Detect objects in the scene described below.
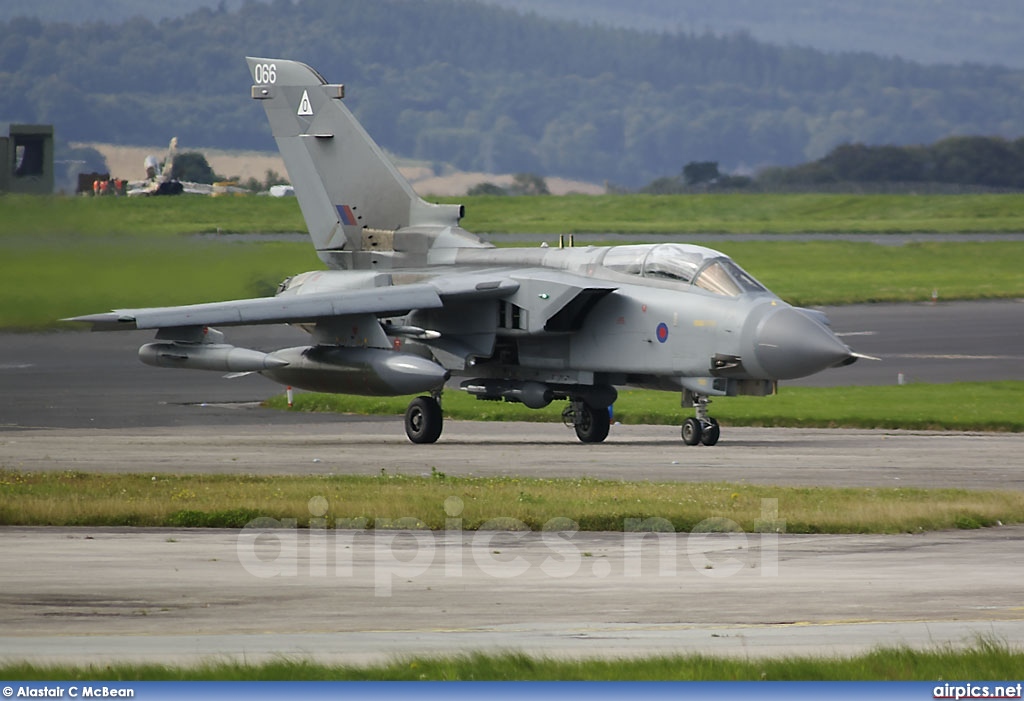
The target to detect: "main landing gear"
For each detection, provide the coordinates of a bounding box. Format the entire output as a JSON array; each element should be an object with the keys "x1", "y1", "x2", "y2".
[
  {"x1": 681, "y1": 394, "x2": 720, "y2": 446},
  {"x1": 562, "y1": 400, "x2": 611, "y2": 443},
  {"x1": 405, "y1": 392, "x2": 443, "y2": 444},
  {"x1": 403, "y1": 388, "x2": 718, "y2": 446}
]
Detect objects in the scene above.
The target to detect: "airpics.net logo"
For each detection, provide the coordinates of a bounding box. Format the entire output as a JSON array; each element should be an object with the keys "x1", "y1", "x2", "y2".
[{"x1": 235, "y1": 497, "x2": 785, "y2": 596}]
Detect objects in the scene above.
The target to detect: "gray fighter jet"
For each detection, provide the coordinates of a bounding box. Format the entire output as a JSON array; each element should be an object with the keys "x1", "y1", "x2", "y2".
[{"x1": 68, "y1": 56, "x2": 867, "y2": 445}]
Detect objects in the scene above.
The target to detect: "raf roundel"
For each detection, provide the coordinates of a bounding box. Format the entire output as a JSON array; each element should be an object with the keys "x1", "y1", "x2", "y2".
[{"x1": 656, "y1": 322, "x2": 669, "y2": 343}]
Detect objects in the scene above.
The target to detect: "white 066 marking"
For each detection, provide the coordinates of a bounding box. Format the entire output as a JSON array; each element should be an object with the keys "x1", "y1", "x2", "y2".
[{"x1": 254, "y1": 63, "x2": 277, "y2": 84}]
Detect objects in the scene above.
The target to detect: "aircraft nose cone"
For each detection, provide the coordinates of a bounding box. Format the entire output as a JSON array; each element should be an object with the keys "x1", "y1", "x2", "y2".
[{"x1": 754, "y1": 307, "x2": 853, "y2": 380}]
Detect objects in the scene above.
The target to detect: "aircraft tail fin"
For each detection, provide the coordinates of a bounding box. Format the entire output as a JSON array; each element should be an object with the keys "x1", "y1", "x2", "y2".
[{"x1": 246, "y1": 57, "x2": 465, "y2": 261}]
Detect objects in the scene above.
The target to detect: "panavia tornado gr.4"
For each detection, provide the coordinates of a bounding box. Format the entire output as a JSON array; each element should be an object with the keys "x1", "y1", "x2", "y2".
[{"x1": 68, "y1": 56, "x2": 870, "y2": 445}]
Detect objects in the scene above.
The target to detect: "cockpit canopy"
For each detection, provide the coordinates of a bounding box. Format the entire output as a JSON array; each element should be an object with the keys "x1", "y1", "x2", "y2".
[{"x1": 599, "y1": 243, "x2": 768, "y2": 296}]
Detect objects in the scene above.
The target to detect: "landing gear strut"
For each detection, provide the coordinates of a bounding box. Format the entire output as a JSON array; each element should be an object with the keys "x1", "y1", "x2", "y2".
[
  {"x1": 681, "y1": 394, "x2": 720, "y2": 446},
  {"x1": 405, "y1": 392, "x2": 443, "y2": 444},
  {"x1": 562, "y1": 400, "x2": 610, "y2": 443}
]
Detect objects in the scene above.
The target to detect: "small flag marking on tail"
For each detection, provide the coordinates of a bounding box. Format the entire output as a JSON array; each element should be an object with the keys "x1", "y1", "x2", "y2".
[{"x1": 337, "y1": 204, "x2": 357, "y2": 226}]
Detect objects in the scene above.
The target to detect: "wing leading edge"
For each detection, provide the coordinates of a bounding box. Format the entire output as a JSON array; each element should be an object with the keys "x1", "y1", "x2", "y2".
[{"x1": 65, "y1": 277, "x2": 521, "y2": 331}]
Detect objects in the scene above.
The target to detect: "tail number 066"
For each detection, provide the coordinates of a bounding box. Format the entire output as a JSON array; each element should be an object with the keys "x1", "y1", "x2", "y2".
[{"x1": 254, "y1": 63, "x2": 277, "y2": 84}]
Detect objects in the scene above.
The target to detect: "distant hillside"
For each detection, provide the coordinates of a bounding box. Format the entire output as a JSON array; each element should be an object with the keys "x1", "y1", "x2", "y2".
[
  {"x1": 3, "y1": 0, "x2": 1024, "y2": 187},
  {"x1": 0, "y1": 0, "x2": 251, "y2": 23},
  {"x1": 6, "y1": 0, "x2": 1023, "y2": 69},
  {"x1": 483, "y1": 0, "x2": 1024, "y2": 69}
]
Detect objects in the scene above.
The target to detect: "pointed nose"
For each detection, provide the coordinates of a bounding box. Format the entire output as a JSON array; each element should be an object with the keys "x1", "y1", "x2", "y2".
[{"x1": 753, "y1": 307, "x2": 854, "y2": 380}]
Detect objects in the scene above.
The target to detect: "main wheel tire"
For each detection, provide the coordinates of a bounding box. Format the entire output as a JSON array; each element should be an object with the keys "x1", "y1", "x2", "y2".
[
  {"x1": 700, "y1": 418, "x2": 721, "y2": 446},
  {"x1": 681, "y1": 417, "x2": 702, "y2": 445},
  {"x1": 574, "y1": 404, "x2": 610, "y2": 443},
  {"x1": 405, "y1": 396, "x2": 443, "y2": 444}
]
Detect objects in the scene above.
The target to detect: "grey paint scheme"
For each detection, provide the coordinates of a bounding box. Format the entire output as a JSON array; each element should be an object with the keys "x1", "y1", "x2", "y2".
[{"x1": 67, "y1": 56, "x2": 861, "y2": 444}]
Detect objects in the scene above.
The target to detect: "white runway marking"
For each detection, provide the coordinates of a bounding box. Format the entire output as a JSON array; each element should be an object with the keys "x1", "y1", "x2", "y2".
[{"x1": 885, "y1": 353, "x2": 1024, "y2": 360}]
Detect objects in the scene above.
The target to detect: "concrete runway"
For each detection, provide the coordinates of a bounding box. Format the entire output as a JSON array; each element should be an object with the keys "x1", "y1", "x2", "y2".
[
  {"x1": 1, "y1": 300, "x2": 1023, "y2": 665},
  {"x1": 2, "y1": 527, "x2": 1023, "y2": 665},
  {"x1": 3, "y1": 421, "x2": 1024, "y2": 489}
]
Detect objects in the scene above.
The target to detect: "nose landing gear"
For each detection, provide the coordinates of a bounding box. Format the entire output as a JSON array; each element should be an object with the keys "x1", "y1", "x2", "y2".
[{"x1": 681, "y1": 394, "x2": 720, "y2": 446}]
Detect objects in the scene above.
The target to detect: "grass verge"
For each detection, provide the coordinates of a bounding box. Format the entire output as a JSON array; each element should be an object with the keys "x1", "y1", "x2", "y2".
[
  {"x1": 700, "y1": 240, "x2": 1024, "y2": 306},
  {"x1": 452, "y1": 192, "x2": 1024, "y2": 234},
  {"x1": 8, "y1": 238, "x2": 1023, "y2": 329},
  {"x1": 265, "y1": 382, "x2": 1024, "y2": 434},
  {"x1": 0, "y1": 194, "x2": 307, "y2": 237},
  {"x1": 7, "y1": 192, "x2": 1024, "y2": 237},
  {"x1": 4, "y1": 194, "x2": 1024, "y2": 328},
  {"x1": 1, "y1": 470, "x2": 1021, "y2": 533},
  {"x1": 2, "y1": 640, "x2": 1021, "y2": 680},
  {"x1": 4, "y1": 235, "x2": 321, "y2": 329}
]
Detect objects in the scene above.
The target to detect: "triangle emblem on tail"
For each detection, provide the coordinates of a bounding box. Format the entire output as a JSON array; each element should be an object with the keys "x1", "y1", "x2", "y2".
[{"x1": 297, "y1": 90, "x2": 313, "y2": 116}]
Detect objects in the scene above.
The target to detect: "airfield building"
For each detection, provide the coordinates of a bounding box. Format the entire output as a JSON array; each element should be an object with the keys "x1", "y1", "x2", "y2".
[{"x1": 0, "y1": 124, "x2": 54, "y2": 195}]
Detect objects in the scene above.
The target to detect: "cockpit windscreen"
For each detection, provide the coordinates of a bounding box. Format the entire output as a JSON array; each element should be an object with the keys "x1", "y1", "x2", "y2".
[{"x1": 601, "y1": 244, "x2": 767, "y2": 296}]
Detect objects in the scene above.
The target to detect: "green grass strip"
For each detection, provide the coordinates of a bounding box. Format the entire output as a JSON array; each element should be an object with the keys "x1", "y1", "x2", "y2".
[
  {"x1": 266, "y1": 382, "x2": 1024, "y2": 433},
  {"x1": 0, "y1": 194, "x2": 307, "y2": 237},
  {"x1": 6, "y1": 238, "x2": 1023, "y2": 329},
  {"x1": 7, "y1": 192, "x2": 1024, "y2": 237},
  {"x1": 705, "y1": 240, "x2": 1024, "y2": 306},
  {"x1": 2, "y1": 640, "x2": 1021, "y2": 680},
  {"x1": 5, "y1": 194, "x2": 1024, "y2": 329},
  {"x1": 1, "y1": 470, "x2": 1021, "y2": 533},
  {"x1": 451, "y1": 192, "x2": 1024, "y2": 234},
  {"x1": 3, "y1": 235, "x2": 321, "y2": 330}
]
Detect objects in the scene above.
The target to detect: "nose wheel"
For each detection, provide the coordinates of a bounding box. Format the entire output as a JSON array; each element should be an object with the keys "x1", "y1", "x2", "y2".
[
  {"x1": 682, "y1": 417, "x2": 720, "y2": 446},
  {"x1": 681, "y1": 394, "x2": 720, "y2": 446}
]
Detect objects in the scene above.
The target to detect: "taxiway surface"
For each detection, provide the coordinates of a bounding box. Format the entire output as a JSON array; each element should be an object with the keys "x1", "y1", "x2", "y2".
[{"x1": 2, "y1": 527, "x2": 1022, "y2": 665}]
